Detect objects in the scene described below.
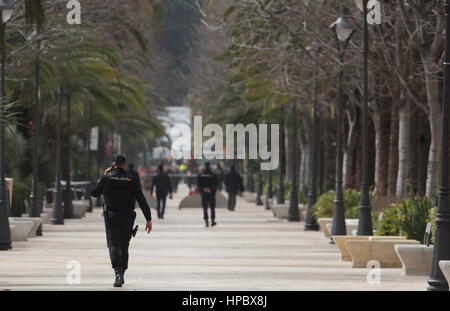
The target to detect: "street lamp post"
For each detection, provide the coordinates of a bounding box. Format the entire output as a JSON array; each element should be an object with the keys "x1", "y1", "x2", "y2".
[
  {"x1": 0, "y1": 0, "x2": 14, "y2": 251},
  {"x1": 354, "y1": 0, "x2": 373, "y2": 236},
  {"x1": 304, "y1": 56, "x2": 320, "y2": 231},
  {"x1": 63, "y1": 93, "x2": 74, "y2": 219},
  {"x1": 29, "y1": 32, "x2": 42, "y2": 235},
  {"x1": 277, "y1": 107, "x2": 285, "y2": 204},
  {"x1": 329, "y1": 7, "x2": 354, "y2": 242},
  {"x1": 427, "y1": 0, "x2": 450, "y2": 292},
  {"x1": 85, "y1": 103, "x2": 93, "y2": 212},
  {"x1": 288, "y1": 101, "x2": 300, "y2": 222},
  {"x1": 51, "y1": 83, "x2": 64, "y2": 225}
]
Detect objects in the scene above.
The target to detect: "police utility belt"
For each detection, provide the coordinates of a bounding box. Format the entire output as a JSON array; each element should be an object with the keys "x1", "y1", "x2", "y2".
[{"x1": 102, "y1": 205, "x2": 139, "y2": 237}]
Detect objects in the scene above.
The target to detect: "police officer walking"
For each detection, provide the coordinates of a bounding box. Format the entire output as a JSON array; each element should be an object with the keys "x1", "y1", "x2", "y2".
[
  {"x1": 197, "y1": 162, "x2": 218, "y2": 227},
  {"x1": 91, "y1": 155, "x2": 152, "y2": 288},
  {"x1": 224, "y1": 165, "x2": 244, "y2": 211},
  {"x1": 151, "y1": 164, "x2": 173, "y2": 219}
]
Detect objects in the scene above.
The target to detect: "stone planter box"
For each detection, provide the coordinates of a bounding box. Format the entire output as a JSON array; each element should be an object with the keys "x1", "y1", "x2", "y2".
[
  {"x1": 333, "y1": 236, "x2": 407, "y2": 261},
  {"x1": 439, "y1": 261, "x2": 450, "y2": 291},
  {"x1": 72, "y1": 200, "x2": 90, "y2": 218},
  {"x1": 9, "y1": 220, "x2": 33, "y2": 241},
  {"x1": 318, "y1": 218, "x2": 333, "y2": 238},
  {"x1": 324, "y1": 219, "x2": 359, "y2": 239},
  {"x1": 394, "y1": 244, "x2": 433, "y2": 276},
  {"x1": 22, "y1": 213, "x2": 50, "y2": 225},
  {"x1": 271, "y1": 203, "x2": 307, "y2": 220},
  {"x1": 243, "y1": 192, "x2": 257, "y2": 203},
  {"x1": 10, "y1": 217, "x2": 41, "y2": 237},
  {"x1": 346, "y1": 239, "x2": 420, "y2": 268}
]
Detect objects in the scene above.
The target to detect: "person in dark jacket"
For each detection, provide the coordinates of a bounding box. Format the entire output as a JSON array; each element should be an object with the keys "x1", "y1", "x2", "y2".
[
  {"x1": 91, "y1": 155, "x2": 152, "y2": 288},
  {"x1": 151, "y1": 164, "x2": 173, "y2": 219},
  {"x1": 224, "y1": 165, "x2": 244, "y2": 211},
  {"x1": 197, "y1": 162, "x2": 218, "y2": 227}
]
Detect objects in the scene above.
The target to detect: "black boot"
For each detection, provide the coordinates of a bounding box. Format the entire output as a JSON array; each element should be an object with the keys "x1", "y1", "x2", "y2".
[
  {"x1": 205, "y1": 220, "x2": 209, "y2": 227},
  {"x1": 113, "y1": 269, "x2": 125, "y2": 287},
  {"x1": 211, "y1": 219, "x2": 217, "y2": 227}
]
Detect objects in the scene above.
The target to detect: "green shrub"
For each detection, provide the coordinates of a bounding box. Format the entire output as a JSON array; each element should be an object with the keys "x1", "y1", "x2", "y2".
[
  {"x1": 312, "y1": 189, "x2": 362, "y2": 219},
  {"x1": 11, "y1": 178, "x2": 30, "y2": 217},
  {"x1": 377, "y1": 197, "x2": 433, "y2": 241}
]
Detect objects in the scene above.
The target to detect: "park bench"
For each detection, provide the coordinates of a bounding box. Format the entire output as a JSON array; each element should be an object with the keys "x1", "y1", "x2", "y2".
[
  {"x1": 439, "y1": 261, "x2": 450, "y2": 291},
  {"x1": 394, "y1": 244, "x2": 433, "y2": 276},
  {"x1": 346, "y1": 239, "x2": 420, "y2": 268},
  {"x1": 333, "y1": 236, "x2": 407, "y2": 261},
  {"x1": 10, "y1": 217, "x2": 41, "y2": 237},
  {"x1": 9, "y1": 219, "x2": 33, "y2": 241}
]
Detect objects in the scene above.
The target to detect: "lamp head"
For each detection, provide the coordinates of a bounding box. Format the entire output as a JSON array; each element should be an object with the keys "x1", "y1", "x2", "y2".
[{"x1": 330, "y1": 11, "x2": 354, "y2": 42}]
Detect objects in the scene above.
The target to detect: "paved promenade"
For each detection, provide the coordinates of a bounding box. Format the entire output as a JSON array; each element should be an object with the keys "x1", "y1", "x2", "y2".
[{"x1": 0, "y1": 185, "x2": 427, "y2": 291}]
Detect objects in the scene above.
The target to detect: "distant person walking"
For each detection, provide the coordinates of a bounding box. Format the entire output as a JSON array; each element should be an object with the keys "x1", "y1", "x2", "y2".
[
  {"x1": 224, "y1": 165, "x2": 244, "y2": 211},
  {"x1": 91, "y1": 155, "x2": 152, "y2": 288},
  {"x1": 151, "y1": 164, "x2": 173, "y2": 219},
  {"x1": 197, "y1": 162, "x2": 218, "y2": 227}
]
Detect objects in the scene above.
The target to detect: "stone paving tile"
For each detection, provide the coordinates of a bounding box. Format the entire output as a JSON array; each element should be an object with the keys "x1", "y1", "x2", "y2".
[{"x1": 0, "y1": 185, "x2": 428, "y2": 291}]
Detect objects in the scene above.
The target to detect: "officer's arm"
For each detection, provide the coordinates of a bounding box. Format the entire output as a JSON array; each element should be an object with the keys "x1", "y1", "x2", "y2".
[
  {"x1": 90, "y1": 176, "x2": 106, "y2": 198},
  {"x1": 135, "y1": 183, "x2": 152, "y2": 221}
]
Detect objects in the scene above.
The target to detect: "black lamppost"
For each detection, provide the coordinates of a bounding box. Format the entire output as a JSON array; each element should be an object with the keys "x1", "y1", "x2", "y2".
[
  {"x1": 28, "y1": 31, "x2": 42, "y2": 236},
  {"x1": 354, "y1": 0, "x2": 373, "y2": 236},
  {"x1": 329, "y1": 7, "x2": 354, "y2": 241},
  {"x1": 277, "y1": 107, "x2": 285, "y2": 204},
  {"x1": 304, "y1": 51, "x2": 320, "y2": 231},
  {"x1": 288, "y1": 102, "x2": 300, "y2": 222},
  {"x1": 64, "y1": 93, "x2": 74, "y2": 219},
  {"x1": 427, "y1": 0, "x2": 450, "y2": 292},
  {"x1": 51, "y1": 83, "x2": 64, "y2": 225},
  {"x1": 85, "y1": 103, "x2": 93, "y2": 212},
  {"x1": 0, "y1": 0, "x2": 14, "y2": 251}
]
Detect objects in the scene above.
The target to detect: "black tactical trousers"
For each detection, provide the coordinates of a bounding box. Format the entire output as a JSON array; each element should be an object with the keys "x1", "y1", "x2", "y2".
[
  {"x1": 103, "y1": 210, "x2": 136, "y2": 271},
  {"x1": 228, "y1": 193, "x2": 237, "y2": 211},
  {"x1": 156, "y1": 195, "x2": 167, "y2": 218},
  {"x1": 201, "y1": 193, "x2": 216, "y2": 221}
]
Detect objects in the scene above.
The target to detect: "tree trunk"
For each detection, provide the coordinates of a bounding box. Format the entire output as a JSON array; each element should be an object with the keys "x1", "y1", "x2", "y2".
[
  {"x1": 372, "y1": 110, "x2": 390, "y2": 196},
  {"x1": 395, "y1": 102, "x2": 411, "y2": 197},
  {"x1": 387, "y1": 104, "x2": 399, "y2": 196},
  {"x1": 422, "y1": 57, "x2": 442, "y2": 197},
  {"x1": 344, "y1": 108, "x2": 358, "y2": 188}
]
